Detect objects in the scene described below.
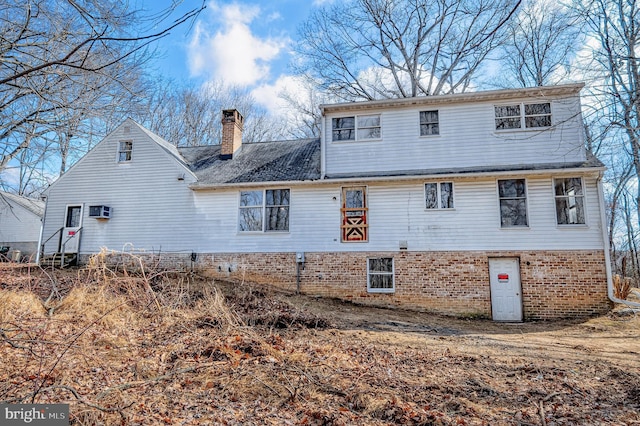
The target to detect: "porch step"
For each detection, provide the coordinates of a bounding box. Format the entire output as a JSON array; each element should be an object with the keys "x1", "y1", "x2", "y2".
[{"x1": 40, "y1": 253, "x2": 78, "y2": 268}]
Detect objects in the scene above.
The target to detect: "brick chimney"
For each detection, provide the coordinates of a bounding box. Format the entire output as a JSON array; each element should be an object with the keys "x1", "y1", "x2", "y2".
[{"x1": 220, "y1": 109, "x2": 244, "y2": 159}]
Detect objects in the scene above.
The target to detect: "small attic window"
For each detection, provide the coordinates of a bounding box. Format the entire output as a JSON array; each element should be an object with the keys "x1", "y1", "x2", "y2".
[{"x1": 118, "y1": 141, "x2": 132, "y2": 162}]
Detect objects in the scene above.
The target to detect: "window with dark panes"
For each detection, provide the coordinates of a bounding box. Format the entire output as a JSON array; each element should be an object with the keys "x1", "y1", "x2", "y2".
[
  {"x1": 367, "y1": 257, "x2": 394, "y2": 293},
  {"x1": 525, "y1": 103, "x2": 551, "y2": 128},
  {"x1": 495, "y1": 103, "x2": 551, "y2": 130},
  {"x1": 265, "y1": 189, "x2": 290, "y2": 231},
  {"x1": 495, "y1": 105, "x2": 521, "y2": 130},
  {"x1": 357, "y1": 115, "x2": 381, "y2": 139},
  {"x1": 420, "y1": 110, "x2": 439, "y2": 135},
  {"x1": 332, "y1": 115, "x2": 381, "y2": 141},
  {"x1": 425, "y1": 182, "x2": 454, "y2": 209},
  {"x1": 554, "y1": 178, "x2": 585, "y2": 225},
  {"x1": 498, "y1": 179, "x2": 528, "y2": 227},
  {"x1": 118, "y1": 141, "x2": 132, "y2": 162},
  {"x1": 238, "y1": 189, "x2": 290, "y2": 232},
  {"x1": 238, "y1": 191, "x2": 264, "y2": 232},
  {"x1": 332, "y1": 117, "x2": 355, "y2": 141}
]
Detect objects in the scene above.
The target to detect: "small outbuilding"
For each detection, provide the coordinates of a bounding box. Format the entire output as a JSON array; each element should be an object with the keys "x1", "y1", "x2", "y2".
[{"x1": 0, "y1": 191, "x2": 44, "y2": 261}]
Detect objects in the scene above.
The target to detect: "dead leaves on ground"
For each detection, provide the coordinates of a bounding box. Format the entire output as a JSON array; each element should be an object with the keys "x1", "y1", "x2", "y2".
[{"x1": 0, "y1": 267, "x2": 639, "y2": 425}]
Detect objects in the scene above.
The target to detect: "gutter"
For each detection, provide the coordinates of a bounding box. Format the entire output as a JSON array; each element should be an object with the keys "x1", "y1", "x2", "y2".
[
  {"x1": 188, "y1": 164, "x2": 605, "y2": 190},
  {"x1": 597, "y1": 172, "x2": 640, "y2": 308}
]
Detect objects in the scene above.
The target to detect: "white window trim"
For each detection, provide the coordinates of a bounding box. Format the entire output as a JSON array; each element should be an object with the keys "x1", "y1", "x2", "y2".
[
  {"x1": 367, "y1": 257, "x2": 395, "y2": 294},
  {"x1": 117, "y1": 140, "x2": 133, "y2": 163},
  {"x1": 237, "y1": 189, "x2": 291, "y2": 234},
  {"x1": 553, "y1": 177, "x2": 588, "y2": 227},
  {"x1": 424, "y1": 181, "x2": 455, "y2": 210},
  {"x1": 494, "y1": 102, "x2": 552, "y2": 132},
  {"x1": 331, "y1": 114, "x2": 382, "y2": 142},
  {"x1": 418, "y1": 110, "x2": 440, "y2": 137},
  {"x1": 496, "y1": 178, "x2": 530, "y2": 229}
]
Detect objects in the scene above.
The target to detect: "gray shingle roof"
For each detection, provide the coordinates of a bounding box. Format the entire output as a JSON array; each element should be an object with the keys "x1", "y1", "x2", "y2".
[
  {"x1": 0, "y1": 191, "x2": 45, "y2": 217},
  {"x1": 325, "y1": 155, "x2": 604, "y2": 180},
  {"x1": 180, "y1": 138, "x2": 321, "y2": 186}
]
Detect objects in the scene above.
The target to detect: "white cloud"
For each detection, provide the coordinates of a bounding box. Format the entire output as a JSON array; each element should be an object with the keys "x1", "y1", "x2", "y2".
[
  {"x1": 251, "y1": 75, "x2": 306, "y2": 118},
  {"x1": 187, "y1": 2, "x2": 288, "y2": 87}
]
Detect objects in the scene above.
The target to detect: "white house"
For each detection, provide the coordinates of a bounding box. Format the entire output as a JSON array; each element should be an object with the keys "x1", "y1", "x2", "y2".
[
  {"x1": 0, "y1": 191, "x2": 44, "y2": 260},
  {"x1": 40, "y1": 83, "x2": 612, "y2": 320}
]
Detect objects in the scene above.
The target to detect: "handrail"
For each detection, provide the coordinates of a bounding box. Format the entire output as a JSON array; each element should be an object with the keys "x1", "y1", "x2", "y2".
[
  {"x1": 39, "y1": 227, "x2": 63, "y2": 265},
  {"x1": 60, "y1": 227, "x2": 82, "y2": 267}
]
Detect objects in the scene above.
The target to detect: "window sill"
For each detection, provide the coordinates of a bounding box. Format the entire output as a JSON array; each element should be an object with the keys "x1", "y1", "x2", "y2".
[
  {"x1": 499, "y1": 226, "x2": 530, "y2": 230},
  {"x1": 367, "y1": 288, "x2": 395, "y2": 294},
  {"x1": 237, "y1": 231, "x2": 291, "y2": 235},
  {"x1": 424, "y1": 208, "x2": 455, "y2": 212},
  {"x1": 419, "y1": 134, "x2": 441, "y2": 138},
  {"x1": 331, "y1": 138, "x2": 383, "y2": 144},
  {"x1": 556, "y1": 224, "x2": 588, "y2": 229},
  {"x1": 494, "y1": 127, "x2": 551, "y2": 134}
]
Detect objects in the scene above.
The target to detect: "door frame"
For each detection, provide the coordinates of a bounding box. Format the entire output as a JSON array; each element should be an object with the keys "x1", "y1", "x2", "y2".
[
  {"x1": 62, "y1": 204, "x2": 83, "y2": 254},
  {"x1": 489, "y1": 257, "x2": 523, "y2": 322}
]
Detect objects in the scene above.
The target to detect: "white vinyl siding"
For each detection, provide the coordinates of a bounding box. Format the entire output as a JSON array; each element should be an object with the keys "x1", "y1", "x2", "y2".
[{"x1": 324, "y1": 95, "x2": 583, "y2": 177}]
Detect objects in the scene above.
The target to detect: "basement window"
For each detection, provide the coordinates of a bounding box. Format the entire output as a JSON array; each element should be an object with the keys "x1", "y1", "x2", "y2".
[{"x1": 367, "y1": 257, "x2": 395, "y2": 293}]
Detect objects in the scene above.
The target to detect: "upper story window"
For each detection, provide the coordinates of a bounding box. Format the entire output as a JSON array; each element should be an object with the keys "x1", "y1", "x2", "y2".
[
  {"x1": 554, "y1": 177, "x2": 585, "y2": 225},
  {"x1": 498, "y1": 179, "x2": 528, "y2": 227},
  {"x1": 495, "y1": 102, "x2": 551, "y2": 130},
  {"x1": 118, "y1": 141, "x2": 132, "y2": 162},
  {"x1": 332, "y1": 114, "x2": 381, "y2": 141},
  {"x1": 420, "y1": 110, "x2": 439, "y2": 136},
  {"x1": 239, "y1": 189, "x2": 290, "y2": 232},
  {"x1": 425, "y1": 182, "x2": 454, "y2": 209}
]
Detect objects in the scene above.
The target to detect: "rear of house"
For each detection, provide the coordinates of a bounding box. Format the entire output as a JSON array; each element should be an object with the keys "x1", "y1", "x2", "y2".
[{"x1": 39, "y1": 83, "x2": 611, "y2": 320}]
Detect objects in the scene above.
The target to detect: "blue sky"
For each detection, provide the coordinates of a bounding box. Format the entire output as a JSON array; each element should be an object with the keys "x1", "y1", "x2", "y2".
[{"x1": 145, "y1": 0, "x2": 331, "y2": 114}]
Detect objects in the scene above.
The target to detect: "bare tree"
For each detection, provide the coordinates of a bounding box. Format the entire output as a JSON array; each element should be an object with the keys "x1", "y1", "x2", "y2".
[
  {"x1": 295, "y1": 0, "x2": 521, "y2": 101},
  {"x1": 0, "y1": 0, "x2": 204, "y2": 190},
  {"x1": 499, "y1": 0, "x2": 581, "y2": 87},
  {"x1": 139, "y1": 80, "x2": 286, "y2": 146},
  {"x1": 574, "y1": 0, "x2": 640, "y2": 278}
]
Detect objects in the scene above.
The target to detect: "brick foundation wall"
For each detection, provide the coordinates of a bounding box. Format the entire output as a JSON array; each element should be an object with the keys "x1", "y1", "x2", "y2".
[
  {"x1": 79, "y1": 250, "x2": 611, "y2": 320},
  {"x1": 193, "y1": 250, "x2": 610, "y2": 320}
]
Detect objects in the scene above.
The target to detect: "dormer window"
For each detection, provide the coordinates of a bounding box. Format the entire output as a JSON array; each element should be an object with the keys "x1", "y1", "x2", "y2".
[
  {"x1": 420, "y1": 110, "x2": 439, "y2": 136},
  {"x1": 495, "y1": 102, "x2": 551, "y2": 130},
  {"x1": 118, "y1": 141, "x2": 132, "y2": 162},
  {"x1": 332, "y1": 114, "x2": 381, "y2": 141}
]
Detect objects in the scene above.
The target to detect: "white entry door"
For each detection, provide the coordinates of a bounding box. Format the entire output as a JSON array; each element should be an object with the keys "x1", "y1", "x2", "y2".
[
  {"x1": 63, "y1": 205, "x2": 83, "y2": 253},
  {"x1": 489, "y1": 257, "x2": 523, "y2": 321}
]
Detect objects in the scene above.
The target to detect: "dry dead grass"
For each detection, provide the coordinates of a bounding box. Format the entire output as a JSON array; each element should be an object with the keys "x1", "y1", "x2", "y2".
[{"x1": 1, "y1": 259, "x2": 639, "y2": 425}]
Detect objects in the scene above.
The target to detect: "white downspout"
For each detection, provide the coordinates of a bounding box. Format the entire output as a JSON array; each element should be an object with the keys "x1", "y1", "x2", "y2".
[
  {"x1": 35, "y1": 195, "x2": 48, "y2": 264},
  {"x1": 320, "y1": 109, "x2": 326, "y2": 179},
  {"x1": 597, "y1": 173, "x2": 640, "y2": 308}
]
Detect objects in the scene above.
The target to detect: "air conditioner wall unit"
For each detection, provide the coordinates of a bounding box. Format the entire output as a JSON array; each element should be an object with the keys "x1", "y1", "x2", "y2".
[{"x1": 89, "y1": 205, "x2": 111, "y2": 219}]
